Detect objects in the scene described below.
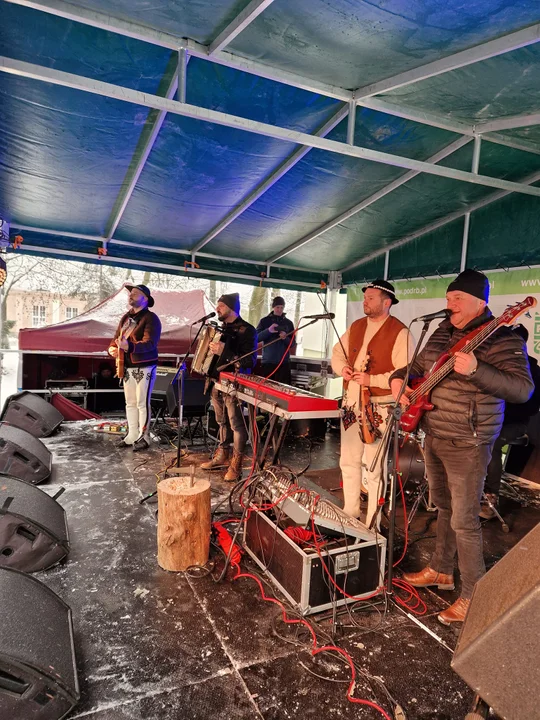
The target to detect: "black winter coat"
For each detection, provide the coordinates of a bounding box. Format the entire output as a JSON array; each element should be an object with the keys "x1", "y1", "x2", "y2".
[
  {"x1": 390, "y1": 309, "x2": 533, "y2": 444},
  {"x1": 208, "y1": 316, "x2": 258, "y2": 380}
]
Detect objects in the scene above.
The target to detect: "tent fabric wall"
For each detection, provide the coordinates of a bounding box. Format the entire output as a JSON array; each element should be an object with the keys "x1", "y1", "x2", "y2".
[{"x1": 18, "y1": 287, "x2": 208, "y2": 355}]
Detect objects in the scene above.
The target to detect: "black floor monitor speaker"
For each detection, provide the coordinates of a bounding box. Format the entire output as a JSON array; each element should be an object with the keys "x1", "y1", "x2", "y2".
[
  {"x1": 1, "y1": 392, "x2": 63, "y2": 438},
  {"x1": 452, "y1": 523, "x2": 540, "y2": 720},
  {"x1": 152, "y1": 368, "x2": 209, "y2": 417},
  {"x1": 0, "y1": 476, "x2": 69, "y2": 572},
  {"x1": 0, "y1": 568, "x2": 79, "y2": 719},
  {"x1": 0, "y1": 423, "x2": 52, "y2": 484}
]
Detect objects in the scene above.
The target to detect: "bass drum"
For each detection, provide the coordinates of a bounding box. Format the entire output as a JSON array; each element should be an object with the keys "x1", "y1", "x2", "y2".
[{"x1": 396, "y1": 433, "x2": 426, "y2": 486}]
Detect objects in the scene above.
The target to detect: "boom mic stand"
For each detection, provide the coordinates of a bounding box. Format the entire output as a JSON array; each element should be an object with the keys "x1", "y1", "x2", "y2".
[
  {"x1": 369, "y1": 317, "x2": 434, "y2": 595},
  {"x1": 139, "y1": 319, "x2": 209, "y2": 505}
]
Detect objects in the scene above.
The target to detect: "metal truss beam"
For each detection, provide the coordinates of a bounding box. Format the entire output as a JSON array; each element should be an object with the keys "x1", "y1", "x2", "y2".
[
  {"x1": 475, "y1": 111, "x2": 540, "y2": 134},
  {"x1": 16, "y1": 244, "x2": 322, "y2": 288},
  {"x1": 208, "y1": 0, "x2": 275, "y2": 55},
  {"x1": 5, "y1": 0, "x2": 540, "y2": 158},
  {"x1": 266, "y1": 135, "x2": 472, "y2": 263},
  {"x1": 11, "y1": 224, "x2": 319, "y2": 274},
  {"x1": 191, "y1": 102, "x2": 349, "y2": 253},
  {"x1": 354, "y1": 23, "x2": 540, "y2": 98},
  {"x1": 342, "y1": 167, "x2": 540, "y2": 275},
  {"x1": 3, "y1": 57, "x2": 540, "y2": 203},
  {"x1": 104, "y1": 55, "x2": 181, "y2": 243}
]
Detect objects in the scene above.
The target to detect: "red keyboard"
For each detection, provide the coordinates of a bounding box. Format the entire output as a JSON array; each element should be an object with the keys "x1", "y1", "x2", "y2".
[{"x1": 219, "y1": 372, "x2": 339, "y2": 415}]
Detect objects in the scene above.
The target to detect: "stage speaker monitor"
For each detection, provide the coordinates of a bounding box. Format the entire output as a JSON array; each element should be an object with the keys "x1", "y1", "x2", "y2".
[
  {"x1": 0, "y1": 568, "x2": 79, "y2": 720},
  {"x1": 0, "y1": 423, "x2": 52, "y2": 484},
  {"x1": 0, "y1": 476, "x2": 69, "y2": 572},
  {"x1": 451, "y1": 522, "x2": 540, "y2": 720},
  {"x1": 1, "y1": 392, "x2": 63, "y2": 438}
]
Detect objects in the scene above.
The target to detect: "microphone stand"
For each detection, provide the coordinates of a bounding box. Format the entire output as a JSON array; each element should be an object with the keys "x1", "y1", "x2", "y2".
[
  {"x1": 369, "y1": 318, "x2": 433, "y2": 595},
  {"x1": 139, "y1": 320, "x2": 209, "y2": 505}
]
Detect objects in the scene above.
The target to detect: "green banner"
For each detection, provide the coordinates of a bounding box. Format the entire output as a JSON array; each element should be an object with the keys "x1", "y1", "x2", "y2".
[{"x1": 348, "y1": 268, "x2": 540, "y2": 302}]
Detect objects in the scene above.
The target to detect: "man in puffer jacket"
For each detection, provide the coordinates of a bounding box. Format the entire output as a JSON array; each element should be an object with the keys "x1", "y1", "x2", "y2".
[{"x1": 390, "y1": 269, "x2": 533, "y2": 625}]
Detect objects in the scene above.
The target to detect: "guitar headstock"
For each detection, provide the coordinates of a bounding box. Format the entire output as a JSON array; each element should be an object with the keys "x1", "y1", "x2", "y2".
[{"x1": 499, "y1": 296, "x2": 537, "y2": 326}]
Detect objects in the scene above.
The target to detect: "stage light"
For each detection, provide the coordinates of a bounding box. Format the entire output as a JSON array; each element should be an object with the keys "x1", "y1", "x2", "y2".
[{"x1": 0, "y1": 255, "x2": 6, "y2": 287}]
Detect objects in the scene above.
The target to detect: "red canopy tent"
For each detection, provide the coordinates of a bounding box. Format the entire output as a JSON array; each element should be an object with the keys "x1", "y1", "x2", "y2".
[{"x1": 19, "y1": 287, "x2": 209, "y2": 355}]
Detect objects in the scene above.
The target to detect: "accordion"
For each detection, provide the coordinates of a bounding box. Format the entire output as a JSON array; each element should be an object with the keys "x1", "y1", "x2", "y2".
[{"x1": 191, "y1": 323, "x2": 222, "y2": 376}]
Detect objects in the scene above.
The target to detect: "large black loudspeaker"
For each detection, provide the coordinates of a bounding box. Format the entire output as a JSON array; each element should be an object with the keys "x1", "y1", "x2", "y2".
[
  {"x1": 0, "y1": 476, "x2": 69, "y2": 572},
  {"x1": 0, "y1": 568, "x2": 79, "y2": 719},
  {"x1": 0, "y1": 424, "x2": 52, "y2": 484},
  {"x1": 1, "y1": 392, "x2": 63, "y2": 437},
  {"x1": 452, "y1": 523, "x2": 540, "y2": 719}
]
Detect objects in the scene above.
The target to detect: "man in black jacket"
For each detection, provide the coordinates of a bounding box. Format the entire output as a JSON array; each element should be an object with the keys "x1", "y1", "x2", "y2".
[
  {"x1": 256, "y1": 296, "x2": 296, "y2": 384},
  {"x1": 108, "y1": 284, "x2": 161, "y2": 452},
  {"x1": 390, "y1": 270, "x2": 533, "y2": 625},
  {"x1": 481, "y1": 324, "x2": 540, "y2": 518},
  {"x1": 201, "y1": 293, "x2": 257, "y2": 481}
]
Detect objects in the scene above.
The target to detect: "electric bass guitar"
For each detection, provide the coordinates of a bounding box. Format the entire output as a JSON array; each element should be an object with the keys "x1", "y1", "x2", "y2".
[{"x1": 400, "y1": 296, "x2": 537, "y2": 433}]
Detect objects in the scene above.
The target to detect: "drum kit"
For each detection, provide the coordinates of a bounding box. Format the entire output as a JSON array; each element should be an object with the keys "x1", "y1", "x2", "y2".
[{"x1": 394, "y1": 429, "x2": 436, "y2": 525}]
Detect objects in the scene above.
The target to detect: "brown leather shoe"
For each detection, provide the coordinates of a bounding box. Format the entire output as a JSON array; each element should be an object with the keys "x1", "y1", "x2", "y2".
[
  {"x1": 438, "y1": 597, "x2": 470, "y2": 625},
  {"x1": 401, "y1": 567, "x2": 455, "y2": 590},
  {"x1": 200, "y1": 447, "x2": 230, "y2": 471}
]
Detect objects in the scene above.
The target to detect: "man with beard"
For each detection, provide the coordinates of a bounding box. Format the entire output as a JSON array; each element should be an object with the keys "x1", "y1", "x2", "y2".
[
  {"x1": 108, "y1": 284, "x2": 161, "y2": 451},
  {"x1": 390, "y1": 270, "x2": 533, "y2": 624},
  {"x1": 201, "y1": 293, "x2": 258, "y2": 481},
  {"x1": 256, "y1": 296, "x2": 296, "y2": 384},
  {"x1": 332, "y1": 279, "x2": 410, "y2": 529}
]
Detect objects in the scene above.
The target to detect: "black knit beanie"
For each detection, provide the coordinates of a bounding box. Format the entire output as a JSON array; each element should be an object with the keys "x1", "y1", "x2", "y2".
[
  {"x1": 447, "y1": 269, "x2": 489, "y2": 302},
  {"x1": 218, "y1": 292, "x2": 240, "y2": 314}
]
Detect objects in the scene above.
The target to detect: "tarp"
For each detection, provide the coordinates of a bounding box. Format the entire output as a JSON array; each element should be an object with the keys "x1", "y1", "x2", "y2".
[
  {"x1": 18, "y1": 286, "x2": 208, "y2": 355},
  {"x1": 1, "y1": 1, "x2": 540, "y2": 287}
]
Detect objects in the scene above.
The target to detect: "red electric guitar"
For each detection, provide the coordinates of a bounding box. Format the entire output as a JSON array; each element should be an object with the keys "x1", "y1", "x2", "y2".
[{"x1": 400, "y1": 296, "x2": 537, "y2": 433}]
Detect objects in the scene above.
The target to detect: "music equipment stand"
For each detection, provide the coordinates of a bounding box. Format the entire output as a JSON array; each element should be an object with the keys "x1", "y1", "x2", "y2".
[{"x1": 370, "y1": 318, "x2": 433, "y2": 595}]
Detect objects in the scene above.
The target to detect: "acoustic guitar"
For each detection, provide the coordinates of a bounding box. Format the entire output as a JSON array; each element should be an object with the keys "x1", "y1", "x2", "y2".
[
  {"x1": 115, "y1": 317, "x2": 136, "y2": 379},
  {"x1": 400, "y1": 296, "x2": 537, "y2": 433}
]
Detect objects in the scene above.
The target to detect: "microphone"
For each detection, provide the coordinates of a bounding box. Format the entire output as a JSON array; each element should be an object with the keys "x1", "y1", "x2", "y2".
[
  {"x1": 414, "y1": 309, "x2": 451, "y2": 322},
  {"x1": 191, "y1": 311, "x2": 216, "y2": 325},
  {"x1": 304, "y1": 312, "x2": 335, "y2": 320}
]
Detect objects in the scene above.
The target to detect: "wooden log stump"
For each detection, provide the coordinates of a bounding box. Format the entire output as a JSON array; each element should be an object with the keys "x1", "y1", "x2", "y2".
[{"x1": 157, "y1": 469, "x2": 211, "y2": 572}]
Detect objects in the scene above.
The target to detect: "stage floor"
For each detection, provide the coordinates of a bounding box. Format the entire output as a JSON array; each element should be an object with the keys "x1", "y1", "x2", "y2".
[{"x1": 34, "y1": 422, "x2": 540, "y2": 720}]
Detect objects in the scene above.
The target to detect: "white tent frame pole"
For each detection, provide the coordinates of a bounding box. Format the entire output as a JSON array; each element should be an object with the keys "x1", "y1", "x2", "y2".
[
  {"x1": 342, "y1": 167, "x2": 540, "y2": 275},
  {"x1": 11, "y1": 224, "x2": 320, "y2": 274},
  {"x1": 208, "y1": 0, "x2": 276, "y2": 55},
  {"x1": 16, "y1": 245, "x2": 322, "y2": 288},
  {"x1": 460, "y1": 136, "x2": 482, "y2": 271},
  {"x1": 190, "y1": 102, "x2": 349, "y2": 253},
  {"x1": 177, "y1": 46, "x2": 188, "y2": 103},
  {"x1": 354, "y1": 23, "x2": 540, "y2": 98},
  {"x1": 346, "y1": 100, "x2": 356, "y2": 145},
  {"x1": 266, "y1": 135, "x2": 472, "y2": 263},
  {"x1": 103, "y1": 61, "x2": 181, "y2": 243},
  {"x1": 383, "y1": 251, "x2": 390, "y2": 280},
  {"x1": 475, "y1": 111, "x2": 540, "y2": 134},
  {"x1": 5, "y1": 59, "x2": 538, "y2": 201},
  {"x1": 5, "y1": 0, "x2": 539, "y2": 158}
]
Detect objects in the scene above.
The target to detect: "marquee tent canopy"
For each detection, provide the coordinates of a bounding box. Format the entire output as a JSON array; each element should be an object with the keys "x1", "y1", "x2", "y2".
[
  {"x1": 1, "y1": 0, "x2": 540, "y2": 290},
  {"x1": 18, "y1": 287, "x2": 207, "y2": 354}
]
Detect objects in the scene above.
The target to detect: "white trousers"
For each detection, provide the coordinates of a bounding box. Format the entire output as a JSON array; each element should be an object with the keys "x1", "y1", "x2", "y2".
[
  {"x1": 122, "y1": 365, "x2": 157, "y2": 444},
  {"x1": 340, "y1": 404, "x2": 389, "y2": 528}
]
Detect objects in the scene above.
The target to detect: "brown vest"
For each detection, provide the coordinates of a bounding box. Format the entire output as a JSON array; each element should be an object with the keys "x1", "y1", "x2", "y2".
[{"x1": 346, "y1": 315, "x2": 407, "y2": 396}]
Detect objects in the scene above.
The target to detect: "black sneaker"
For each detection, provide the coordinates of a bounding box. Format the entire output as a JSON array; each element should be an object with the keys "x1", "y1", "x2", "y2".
[
  {"x1": 117, "y1": 439, "x2": 132, "y2": 448},
  {"x1": 133, "y1": 438, "x2": 150, "y2": 452}
]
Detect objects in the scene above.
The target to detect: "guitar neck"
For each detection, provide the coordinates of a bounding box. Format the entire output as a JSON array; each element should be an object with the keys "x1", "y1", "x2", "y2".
[{"x1": 409, "y1": 316, "x2": 499, "y2": 402}]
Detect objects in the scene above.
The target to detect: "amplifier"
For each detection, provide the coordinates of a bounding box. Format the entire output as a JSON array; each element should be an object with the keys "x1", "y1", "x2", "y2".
[{"x1": 244, "y1": 510, "x2": 385, "y2": 615}]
